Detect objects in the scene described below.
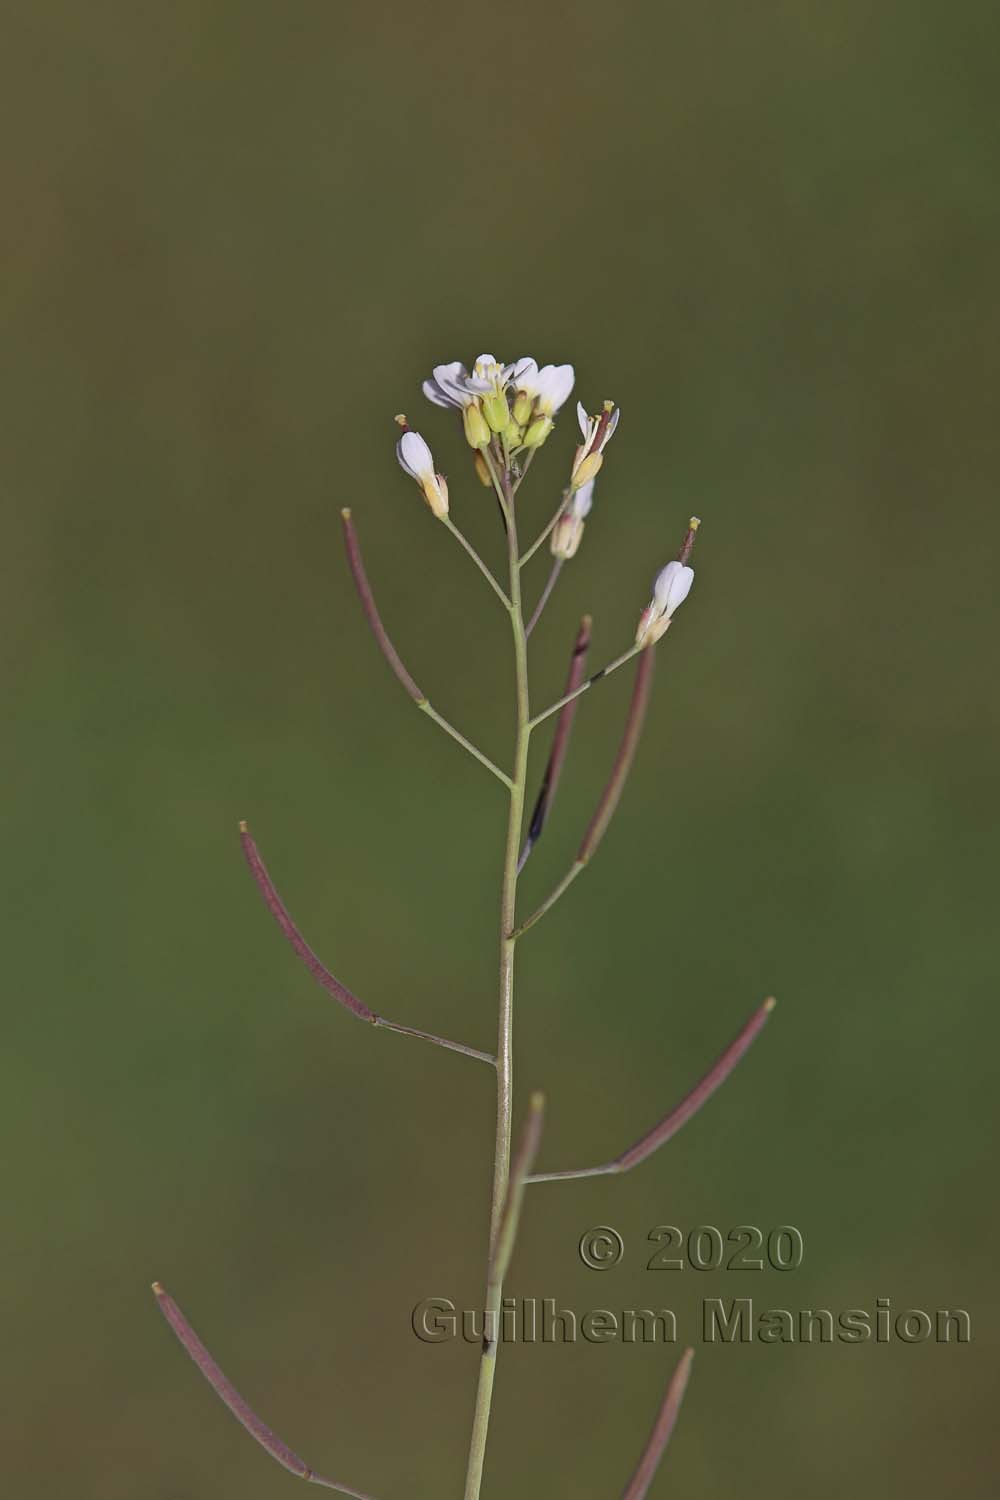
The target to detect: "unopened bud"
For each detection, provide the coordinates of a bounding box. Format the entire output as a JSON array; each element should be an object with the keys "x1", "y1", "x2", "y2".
[
  {"x1": 523, "y1": 415, "x2": 554, "y2": 449},
  {"x1": 473, "y1": 451, "x2": 493, "y2": 487},
  {"x1": 482, "y1": 392, "x2": 510, "y2": 433},
  {"x1": 396, "y1": 428, "x2": 449, "y2": 520},
  {"x1": 512, "y1": 390, "x2": 534, "y2": 427},
  {"x1": 463, "y1": 402, "x2": 491, "y2": 450},
  {"x1": 635, "y1": 560, "x2": 694, "y2": 646},
  {"x1": 551, "y1": 511, "x2": 585, "y2": 559}
]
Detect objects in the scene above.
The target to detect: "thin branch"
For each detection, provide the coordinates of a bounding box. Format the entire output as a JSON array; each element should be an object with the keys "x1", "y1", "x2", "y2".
[
  {"x1": 511, "y1": 446, "x2": 536, "y2": 495},
  {"x1": 514, "y1": 646, "x2": 654, "y2": 934},
  {"x1": 620, "y1": 1348, "x2": 695, "y2": 1500},
  {"x1": 341, "y1": 509, "x2": 512, "y2": 788},
  {"x1": 524, "y1": 558, "x2": 563, "y2": 639},
  {"x1": 519, "y1": 492, "x2": 567, "y2": 567},
  {"x1": 240, "y1": 822, "x2": 494, "y2": 1065},
  {"x1": 372, "y1": 1016, "x2": 494, "y2": 1064},
  {"x1": 441, "y1": 514, "x2": 511, "y2": 609},
  {"x1": 528, "y1": 643, "x2": 642, "y2": 730},
  {"x1": 518, "y1": 616, "x2": 591, "y2": 873},
  {"x1": 490, "y1": 1092, "x2": 545, "y2": 1284},
  {"x1": 512, "y1": 860, "x2": 584, "y2": 938},
  {"x1": 152, "y1": 1283, "x2": 378, "y2": 1499},
  {"x1": 340, "y1": 508, "x2": 423, "y2": 704},
  {"x1": 526, "y1": 999, "x2": 776, "y2": 1183}
]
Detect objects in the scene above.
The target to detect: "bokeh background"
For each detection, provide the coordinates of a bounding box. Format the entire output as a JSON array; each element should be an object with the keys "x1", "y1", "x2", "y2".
[{"x1": 3, "y1": 3, "x2": 998, "y2": 1496}]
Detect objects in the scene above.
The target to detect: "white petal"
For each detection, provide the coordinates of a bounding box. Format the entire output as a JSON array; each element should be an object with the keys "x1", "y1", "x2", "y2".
[
  {"x1": 512, "y1": 356, "x2": 537, "y2": 385},
  {"x1": 398, "y1": 430, "x2": 434, "y2": 480},
  {"x1": 422, "y1": 378, "x2": 453, "y2": 408},
  {"x1": 607, "y1": 406, "x2": 621, "y2": 437},
  {"x1": 571, "y1": 477, "x2": 595, "y2": 518},
  {"x1": 653, "y1": 561, "x2": 693, "y2": 614},
  {"x1": 577, "y1": 400, "x2": 590, "y2": 438},
  {"x1": 431, "y1": 362, "x2": 470, "y2": 406},
  {"x1": 544, "y1": 363, "x2": 575, "y2": 412}
]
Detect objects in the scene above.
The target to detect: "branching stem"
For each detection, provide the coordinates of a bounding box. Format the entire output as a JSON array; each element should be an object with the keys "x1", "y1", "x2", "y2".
[{"x1": 462, "y1": 460, "x2": 532, "y2": 1500}]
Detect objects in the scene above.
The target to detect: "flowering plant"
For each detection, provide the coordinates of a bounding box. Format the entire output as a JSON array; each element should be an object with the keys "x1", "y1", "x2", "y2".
[{"x1": 153, "y1": 349, "x2": 775, "y2": 1499}]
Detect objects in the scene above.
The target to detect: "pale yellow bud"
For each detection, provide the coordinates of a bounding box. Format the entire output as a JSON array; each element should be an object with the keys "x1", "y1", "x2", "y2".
[
  {"x1": 420, "y1": 472, "x2": 449, "y2": 520},
  {"x1": 512, "y1": 391, "x2": 534, "y2": 427},
  {"x1": 463, "y1": 402, "x2": 491, "y2": 450},
  {"x1": 522, "y1": 415, "x2": 554, "y2": 449},
  {"x1": 571, "y1": 451, "x2": 604, "y2": 488},
  {"x1": 482, "y1": 392, "x2": 510, "y2": 432},
  {"x1": 551, "y1": 512, "x2": 585, "y2": 560}
]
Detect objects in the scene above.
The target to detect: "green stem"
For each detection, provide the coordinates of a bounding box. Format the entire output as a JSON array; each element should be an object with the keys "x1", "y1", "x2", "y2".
[
  {"x1": 528, "y1": 643, "x2": 643, "y2": 730},
  {"x1": 512, "y1": 859, "x2": 585, "y2": 939},
  {"x1": 462, "y1": 463, "x2": 531, "y2": 1500},
  {"x1": 418, "y1": 702, "x2": 513, "y2": 789},
  {"x1": 441, "y1": 515, "x2": 512, "y2": 609},
  {"x1": 518, "y1": 490, "x2": 567, "y2": 566}
]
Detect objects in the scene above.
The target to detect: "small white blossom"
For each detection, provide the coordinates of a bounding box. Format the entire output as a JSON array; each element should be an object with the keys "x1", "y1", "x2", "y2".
[
  {"x1": 572, "y1": 400, "x2": 620, "y2": 487},
  {"x1": 635, "y1": 560, "x2": 694, "y2": 646},
  {"x1": 550, "y1": 478, "x2": 595, "y2": 560},
  {"x1": 514, "y1": 361, "x2": 575, "y2": 416},
  {"x1": 423, "y1": 355, "x2": 574, "y2": 449},
  {"x1": 396, "y1": 426, "x2": 449, "y2": 519},
  {"x1": 422, "y1": 361, "x2": 477, "y2": 410}
]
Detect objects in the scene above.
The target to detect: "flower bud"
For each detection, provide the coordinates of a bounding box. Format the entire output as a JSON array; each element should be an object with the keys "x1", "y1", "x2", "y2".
[
  {"x1": 462, "y1": 402, "x2": 491, "y2": 450},
  {"x1": 482, "y1": 391, "x2": 510, "y2": 433},
  {"x1": 551, "y1": 512, "x2": 584, "y2": 559},
  {"x1": 635, "y1": 560, "x2": 694, "y2": 647},
  {"x1": 396, "y1": 426, "x2": 449, "y2": 520},
  {"x1": 550, "y1": 479, "x2": 594, "y2": 560},
  {"x1": 512, "y1": 390, "x2": 534, "y2": 427},
  {"x1": 523, "y1": 415, "x2": 554, "y2": 449},
  {"x1": 473, "y1": 451, "x2": 493, "y2": 487}
]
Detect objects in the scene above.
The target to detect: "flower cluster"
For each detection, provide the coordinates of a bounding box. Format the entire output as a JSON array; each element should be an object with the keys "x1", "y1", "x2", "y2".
[
  {"x1": 422, "y1": 353, "x2": 576, "y2": 452},
  {"x1": 394, "y1": 349, "x2": 695, "y2": 639}
]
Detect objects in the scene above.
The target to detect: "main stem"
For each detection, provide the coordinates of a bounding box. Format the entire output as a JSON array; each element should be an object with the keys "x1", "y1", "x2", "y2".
[{"x1": 462, "y1": 466, "x2": 530, "y2": 1500}]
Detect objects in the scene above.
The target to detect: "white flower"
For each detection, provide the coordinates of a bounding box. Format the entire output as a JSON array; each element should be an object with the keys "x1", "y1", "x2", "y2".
[
  {"x1": 511, "y1": 359, "x2": 576, "y2": 447},
  {"x1": 422, "y1": 355, "x2": 516, "y2": 409},
  {"x1": 571, "y1": 400, "x2": 620, "y2": 486},
  {"x1": 653, "y1": 560, "x2": 694, "y2": 613},
  {"x1": 635, "y1": 560, "x2": 694, "y2": 646},
  {"x1": 396, "y1": 427, "x2": 449, "y2": 519},
  {"x1": 514, "y1": 361, "x2": 575, "y2": 415},
  {"x1": 550, "y1": 478, "x2": 595, "y2": 560},
  {"x1": 465, "y1": 353, "x2": 516, "y2": 395},
  {"x1": 422, "y1": 361, "x2": 477, "y2": 410}
]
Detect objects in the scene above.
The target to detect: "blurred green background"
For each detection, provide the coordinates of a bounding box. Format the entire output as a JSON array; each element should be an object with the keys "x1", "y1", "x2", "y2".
[{"x1": 2, "y1": 2, "x2": 997, "y2": 1496}]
